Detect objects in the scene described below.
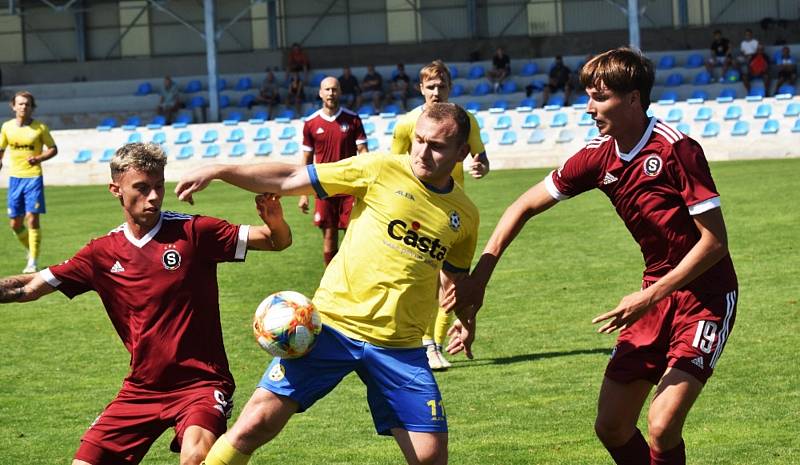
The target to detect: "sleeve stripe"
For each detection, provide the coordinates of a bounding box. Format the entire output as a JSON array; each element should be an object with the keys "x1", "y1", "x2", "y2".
[
  {"x1": 301, "y1": 145, "x2": 313, "y2": 152},
  {"x1": 39, "y1": 268, "x2": 61, "y2": 287},
  {"x1": 356, "y1": 138, "x2": 367, "y2": 145},
  {"x1": 442, "y1": 261, "x2": 469, "y2": 273},
  {"x1": 544, "y1": 171, "x2": 570, "y2": 201},
  {"x1": 235, "y1": 225, "x2": 250, "y2": 260},
  {"x1": 307, "y1": 164, "x2": 328, "y2": 199},
  {"x1": 688, "y1": 196, "x2": 721, "y2": 215}
]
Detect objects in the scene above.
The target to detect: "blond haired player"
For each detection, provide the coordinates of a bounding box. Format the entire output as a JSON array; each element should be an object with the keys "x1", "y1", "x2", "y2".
[{"x1": 391, "y1": 59, "x2": 489, "y2": 370}]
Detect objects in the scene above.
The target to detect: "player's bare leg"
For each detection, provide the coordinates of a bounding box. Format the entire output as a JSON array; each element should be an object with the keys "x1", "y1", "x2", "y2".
[
  {"x1": 72, "y1": 460, "x2": 92, "y2": 465},
  {"x1": 181, "y1": 425, "x2": 217, "y2": 465},
  {"x1": 322, "y1": 226, "x2": 338, "y2": 265},
  {"x1": 392, "y1": 429, "x2": 448, "y2": 465},
  {"x1": 595, "y1": 376, "x2": 652, "y2": 463},
  {"x1": 647, "y1": 367, "x2": 703, "y2": 461}
]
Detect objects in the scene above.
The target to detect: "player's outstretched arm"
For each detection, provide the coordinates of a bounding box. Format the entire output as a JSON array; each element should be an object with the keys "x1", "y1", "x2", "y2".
[
  {"x1": 592, "y1": 207, "x2": 730, "y2": 334},
  {"x1": 0, "y1": 273, "x2": 56, "y2": 303},
  {"x1": 175, "y1": 163, "x2": 315, "y2": 205},
  {"x1": 248, "y1": 194, "x2": 292, "y2": 251}
]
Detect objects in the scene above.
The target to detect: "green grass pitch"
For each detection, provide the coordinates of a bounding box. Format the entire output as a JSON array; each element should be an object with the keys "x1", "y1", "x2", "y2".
[{"x1": 1, "y1": 158, "x2": 798, "y2": 464}]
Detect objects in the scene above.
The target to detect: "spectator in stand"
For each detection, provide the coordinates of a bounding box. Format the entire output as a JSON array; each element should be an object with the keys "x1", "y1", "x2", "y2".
[
  {"x1": 705, "y1": 30, "x2": 733, "y2": 82},
  {"x1": 360, "y1": 65, "x2": 383, "y2": 114},
  {"x1": 737, "y1": 29, "x2": 759, "y2": 68},
  {"x1": 488, "y1": 47, "x2": 511, "y2": 93},
  {"x1": 774, "y1": 46, "x2": 798, "y2": 92},
  {"x1": 386, "y1": 63, "x2": 411, "y2": 111},
  {"x1": 742, "y1": 44, "x2": 771, "y2": 96},
  {"x1": 540, "y1": 55, "x2": 573, "y2": 107},
  {"x1": 339, "y1": 66, "x2": 361, "y2": 109},
  {"x1": 156, "y1": 76, "x2": 181, "y2": 125},
  {"x1": 287, "y1": 71, "x2": 305, "y2": 117},
  {"x1": 286, "y1": 42, "x2": 310, "y2": 82},
  {"x1": 249, "y1": 69, "x2": 280, "y2": 119}
]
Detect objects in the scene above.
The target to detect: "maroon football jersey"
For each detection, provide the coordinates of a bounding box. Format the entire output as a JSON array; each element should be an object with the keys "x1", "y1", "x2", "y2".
[
  {"x1": 302, "y1": 107, "x2": 367, "y2": 164},
  {"x1": 545, "y1": 117, "x2": 737, "y2": 292},
  {"x1": 41, "y1": 212, "x2": 249, "y2": 390}
]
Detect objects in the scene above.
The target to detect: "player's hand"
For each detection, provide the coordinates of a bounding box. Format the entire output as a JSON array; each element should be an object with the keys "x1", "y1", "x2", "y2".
[
  {"x1": 441, "y1": 275, "x2": 485, "y2": 322},
  {"x1": 175, "y1": 165, "x2": 218, "y2": 205},
  {"x1": 446, "y1": 317, "x2": 476, "y2": 359},
  {"x1": 27, "y1": 156, "x2": 41, "y2": 166},
  {"x1": 592, "y1": 289, "x2": 656, "y2": 334},
  {"x1": 298, "y1": 195, "x2": 309, "y2": 214},
  {"x1": 469, "y1": 158, "x2": 489, "y2": 179},
  {"x1": 256, "y1": 193, "x2": 284, "y2": 223}
]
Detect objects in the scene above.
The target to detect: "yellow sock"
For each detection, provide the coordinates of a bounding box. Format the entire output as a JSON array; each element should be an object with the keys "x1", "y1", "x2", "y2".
[
  {"x1": 433, "y1": 307, "x2": 452, "y2": 347},
  {"x1": 13, "y1": 226, "x2": 29, "y2": 250},
  {"x1": 423, "y1": 310, "x2": 436, "y2": 345},
  {"x1": 202, "y1": 435, "x2": 251, "y2": 465},
  {"x1": 28, "y1": 228, "x2": 41, "y2": 262}
]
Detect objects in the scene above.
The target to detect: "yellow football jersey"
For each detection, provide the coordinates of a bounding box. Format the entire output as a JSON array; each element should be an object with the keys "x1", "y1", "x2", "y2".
[
  {"x1": 390, "y1": 105, "x2": 486, "y2": 187},
  {"x1": 0, "y1": 119, "x2": 55, "y2": 178},
  {"x1": 309, "y1": 154, "x2": 479, "y2": 348}
]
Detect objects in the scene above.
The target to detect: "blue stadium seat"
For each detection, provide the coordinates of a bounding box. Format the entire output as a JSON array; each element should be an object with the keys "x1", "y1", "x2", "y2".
[
  {"x1": 74, "y1": 149, "x2": 91, "y2": 163},
  {"x1": 754, "y1": 103, "x2": 772, "y2": 119},
  {"x1": 281, "y1": 141, "x2": 299, "y2": 155},
  {"x1": 665, "y1": 108, "x2": 683, "y2": 123},
  {"x1": 235, "y1": 77, "x2": 252, "y2": 91},
  {"x1": 175, "y1": 130, "x2": 192, "y2": 144},
  {"x1": 367, "y1": 138, "x2": 379, "y2": 151},
  {"x1": 665, "y1": 73, "x2": 683, "y2": 87},
  {"x1": 490, "y1": 100, "x2": 509, "y2": 112},
  {"x1": 279, "y1": 126, "x2": 297, "y2": 140},
  {"x1": 731, "y1": 120, "x2": 749, "y2": 136},
  {"x1": 253, "y1": 127, "x2": 271, "y2": 141},
  {"x1": 522, "y1": 114, "x2": 540, "y2": 129},
  {"x1": 127, "y1": 132, "x2": 142, "y2": 143},
  {"x1": 151, "y1": 132, "x2": 167, "y2": 145},
  {"x1": 659, "y1": 90, "x2": 678, "y2": 103},
  {"x1": 383, "y1": 120, "x2": 397, "y2": 135},
  {"x1": 556, "y1": 129, "x2": 574, "y2": 143},
  {"x1": 255, "y1": 142, "x2": 273, "y2": 156},
  {"x1": 686, "y1": 53, "x2": 704, "y2": 68},
  {"x1": 448, "y1": 65, "x2": 459, "y2": 80},
  {"x1": 310, "y1": 73, "x2": 326, "y2": 87},
  {"x1": 573, "y1": 94, "x2": 589, "y2": 105},
  {"x1": 657, "y1": 55, "x2": 676, "y2": 70},
  {"x1": 100, "y1": 148, "x2": 115, "y2": 162},
  {"x1": 357, "y1": 105, "x2": 375, "y2": 117},
  {"x1": 718, "y1": 87, "x2": 737, "y2": 100},
  {"x1": 578, "y1": 112, "x2": 594, "y2": 126},
  {"x1": 776, "y1": 84, "x2": 796, "y2": 97},
  {"x1": 230, "y1": 143, "x2": 247, "y2": 157},
  {"x1": 226, "y1": 128, "x2": 244, "y2": 143},
  {"x1": 450, "y1": 84, "x2": 465, "y2": 98},
  {"x1": 723, "y1": 69, "x2": 740, "y2": 83},
  {"x1": 465, "y1": 101, "x2": 481, "y2": 113},
  {"x1": 98, "y1": 117, "x2": 117, "y2": 130},
  {"x1": 480, "y1": 131, "x2": 489, "y2": 144},
  {"x1": 761, "y1": 119, "x2": 779, "y2": 134},
  {"x1": 383, "y1": 104, "x2": 401, "y2": 115},
  {"x1": 693, "y1": 71, "x2": 712, "y2": 86},
  {"x1": 527, "y1": 79, "x2": 546, "y2": 93},
  {"x1": 701, "y1": 121, "x2": 720, "y2": 137},
  {"x1": 203, "y1": 144, "x2": 221, "y2": 158},
  {"x1": 748, "y1": 87, "x2": 766, "y2": 98},
  {"x1": 690, "y1": 89, "x2": 709, "y2": 101},
  {"x1": 174, "y1": 113, "x2": 193, "y2": 126},
  {"x1": 303, "y1": 106, "x2": 318, "y2": 119},
  {"x1": 276, "y1": 109, "x2": 295, "y2": 120},
  {"x1": 252, "y1": 110, "x2": 269, "y2": 121},
  {"x1": 676, "y1": 123, "x2": 690, "y2": 135},
  {"x1": 694, "y1": 107, "x2": 711, "y2": 121},
  {"x1": 147, "y1": 115, "x2": 166, "y2": 129},
  {"x1": 499, "y1": 81, "x2": 518, "y2": 94},
  {"x1": 177, "y1": 146, "x2": 194, "y2": 160},
  {"x1": 239, "y1": 94, "x2": 255, "y2": 108},
  {"x1": 122, "y1": 116, "x2": 141, "y2": 130},
  {"x1": 468, "y1": 65, "x2": 485, "y2": 79},
  {"x1": 201, "y1": 129, "x2": 218, "y2": 143},
  {"x1": 499, "y1": 130, "x2": 517, "y2": 145},
  {"x1": 783, "y1": 102, "x2": 800, "y2": 117},
  {"x1": 520, "y1": 62, "x2": 539, "y2": 77},
  {"x1": 216, "y1": 79, "x2": 227, "y2": 91},
  {"x1": 224, "y1": 112, "x2": 243, "y2": 125},
  {"x1": 545, "y1": 94, "x2": 565, "y2": 108},
  {"x1": 473, "y1": 82, "x2": 491, "y2": 96},
  {"x1": 218, "y1": 95, "x2": 231, "y2": 109},
  {"x1": 493, "y1": 115, "x2": 512, "y2": 130},
  {"x1": 723, "y1": 105, "x2": 742, "y2": 121},
  {"x1": 364, "y1": 121, "x2": 376, "y2": 135},
  {"x1": 527, "y1": 129, "x2": 545, "y2": 144},
  {"x1": 135, "y1": 82, "x2": 152, "y2": 96},
  {"x1": 184, "y1": 80, "x2": 202, "y2": 93},
  {"x1": 792, "y1": 119, "x2": 800, "y2": 133},
  {"x1": 584, "y1": 126, "x2": 600, "y2": 141},
  {"x1": 188, "y1": 96, "x2": 206, "y2": 109},
  {"x1": 551, "y1": 112, "x2": 568, "y2": 127},
  {"x1": 518, "y1": 97, "x2": 536, "y2": 109}
]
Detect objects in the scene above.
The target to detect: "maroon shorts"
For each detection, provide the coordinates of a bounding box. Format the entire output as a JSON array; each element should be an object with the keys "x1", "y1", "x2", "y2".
[
  {"x1": 74, "y1": 383, "x2": 233, "y2": 465},
  {"x1": 606, "y1": 283, "x2": 737, "y2": 385},
  {"x1": 313, "y1": 195, "x2": 354, "y2": 229}
]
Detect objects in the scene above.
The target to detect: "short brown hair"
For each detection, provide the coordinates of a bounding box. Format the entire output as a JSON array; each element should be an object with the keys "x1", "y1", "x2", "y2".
[
  {"x1": 421, "y1": 102, "x2": 470, "y2": 147},
  {"x1": 110, "y1": 143, "x2": 167, "y2": 181},
  {"x1": 419, "y1": 60, "x2": 452, "y2": 87},
  {"x1": 580, "y1": 47, "x2": 655, "y2": 111},
  {"x1": 10, "y1": 91, "x2": 36, "y2": 109}
]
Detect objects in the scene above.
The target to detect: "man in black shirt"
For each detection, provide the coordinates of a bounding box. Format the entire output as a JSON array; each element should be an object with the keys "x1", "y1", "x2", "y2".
[
  {"x1": 705, "y1": 30, "x2": 733, "y2": 82},
  {"x1": 540, "y1": 55, "x2": 572, "y2": 107},
  {"x1": 488, "y1": 47, "x2": 511, "y2": 93},
  {"x1": 339, "y1": 66, "x2": 361, "y2": 109}
]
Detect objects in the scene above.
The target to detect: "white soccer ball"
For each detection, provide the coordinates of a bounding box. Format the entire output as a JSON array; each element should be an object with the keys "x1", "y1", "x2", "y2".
[{"x1": 253, "y1": 291, "x2": 322, "y2": 359}]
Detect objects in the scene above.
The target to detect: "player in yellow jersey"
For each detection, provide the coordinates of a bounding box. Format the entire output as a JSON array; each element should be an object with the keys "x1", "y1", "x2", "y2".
[
  {"x1": 176, "y1": 103, "x2": 479, "y2": 465},
  {"x1": 0, "y1": 91, "x2": 58, "y2": 273},
  {"x1": 391, "y1": 59, "x2": 488, "y2": 370}
]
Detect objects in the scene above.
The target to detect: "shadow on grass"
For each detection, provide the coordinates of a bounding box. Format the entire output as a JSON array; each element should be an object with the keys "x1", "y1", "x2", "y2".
[{"x1": 450, "y1": 347, "x2": 610, "y2": 368}]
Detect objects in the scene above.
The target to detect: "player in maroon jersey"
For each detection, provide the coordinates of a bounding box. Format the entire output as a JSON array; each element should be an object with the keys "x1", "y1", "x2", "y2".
[
  {"x1": 298, "y1": 76, "x2": 368, "y2": 265},
  {"x1": 0, "y1": 142, "x2": 292, "y2": 465},
  {"x1": 445, "y1": 48, "x2": 737, "y2": 465}
]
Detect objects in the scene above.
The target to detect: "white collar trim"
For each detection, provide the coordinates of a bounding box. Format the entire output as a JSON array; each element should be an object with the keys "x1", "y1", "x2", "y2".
[
  {"x1": 319, "y1": 108, "x2": 342, "y2": 122},
  {"x1": 616, "y1": 117, "x2": 656, "y2": 162},
  {"x1": 123, "y1": 213, "x2": 163, "y2": 248}
]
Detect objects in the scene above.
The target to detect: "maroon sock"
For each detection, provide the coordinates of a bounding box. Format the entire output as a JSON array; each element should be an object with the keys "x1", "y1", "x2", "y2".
[
  {"x1": 651, "y1": 440, "x2": 685, "y2": 465},
  {"x1": 606, "y1": 428, "x2": 651, "y2": 465},
  {"x1": 323, "y1": 250, "x2": 337, "y2": 265}
]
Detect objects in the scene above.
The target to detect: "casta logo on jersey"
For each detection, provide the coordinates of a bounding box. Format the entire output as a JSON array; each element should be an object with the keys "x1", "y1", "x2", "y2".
[{"x1": 387, "y1": 219, "x2": 448, "y2": 260}]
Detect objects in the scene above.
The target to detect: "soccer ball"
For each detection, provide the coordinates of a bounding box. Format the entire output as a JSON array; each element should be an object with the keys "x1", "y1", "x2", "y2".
[{"x1": 253, "y1": 291, "x2": 322, "y2": 359}]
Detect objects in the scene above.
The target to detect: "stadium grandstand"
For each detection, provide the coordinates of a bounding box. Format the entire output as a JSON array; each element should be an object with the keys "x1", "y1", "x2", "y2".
[{"x1": 0, "y1": 0, "x2": 799, "y2": 187}]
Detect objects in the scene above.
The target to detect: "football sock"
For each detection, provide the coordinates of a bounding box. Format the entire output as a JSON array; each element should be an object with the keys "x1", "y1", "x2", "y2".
[
  {"x1": 28, "y1": 228, "x2": 41, "y2": 263},
  {"x1": 650, "y1": 440, "x2": 685, "y2": 465},
  {"x1": 606, "y1": 428, "x2": 650, "y2": 465},
  {"x1": 323, "y1": 249, "x2": 337, "y2": 265},
  {"x1": 201, "y1": 435, "x2": 251, "y2": 465},
  {"x1": 13, "y1": 226, "x2": 29, "y2": 250},
  {"x1": 423, "y1": 315, "x2": 436, "y2": 345},
  {"x1": 433, "y1": 307, "x2": 452, "y2": 347}
]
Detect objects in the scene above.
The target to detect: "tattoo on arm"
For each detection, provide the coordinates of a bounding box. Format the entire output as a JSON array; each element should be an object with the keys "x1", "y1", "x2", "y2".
[{"x1": 0, "y1": 275, "x2": 34, "y2": 303}]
